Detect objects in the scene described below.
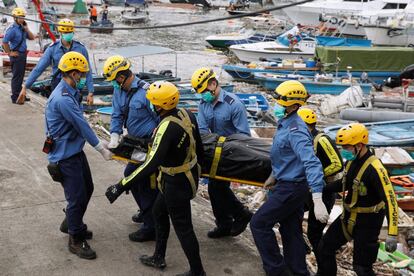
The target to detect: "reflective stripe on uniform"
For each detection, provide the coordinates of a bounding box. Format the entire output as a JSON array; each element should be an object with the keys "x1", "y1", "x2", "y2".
[
  {"x1": 314, "y1": 133, "x2": 343, "y2": 177},
  {"x1": 121, "y1": 121, "x2": 170, "y2": 186}
]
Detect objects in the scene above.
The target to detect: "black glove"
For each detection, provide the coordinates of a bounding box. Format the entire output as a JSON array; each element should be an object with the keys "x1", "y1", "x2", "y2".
[{"x1": 105, "y1": 183, "x2": 125, "y2": 204}]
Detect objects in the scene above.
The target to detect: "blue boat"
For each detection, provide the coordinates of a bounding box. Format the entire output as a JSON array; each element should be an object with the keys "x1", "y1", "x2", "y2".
[
  {"x1": 324, "y1": 119, "x2": 414, "y2": 147},
  {"x1": 254, "y1": 72, "x2": 373, "y2": 95},
  {"x1": 222, "y1": 64, "x2": 400, "y2": 84}
]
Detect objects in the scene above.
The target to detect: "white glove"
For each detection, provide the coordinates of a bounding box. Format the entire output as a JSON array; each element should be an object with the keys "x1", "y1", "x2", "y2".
[
  {"x1": 95, "y1": 141, "x2": 113, "y2": 161},
  {"x1": 108, "y1": 133, "x2": 120, "y2": 149},
  {"x1": 312, "y1": 193, "x2": 329, "y2": 223}
]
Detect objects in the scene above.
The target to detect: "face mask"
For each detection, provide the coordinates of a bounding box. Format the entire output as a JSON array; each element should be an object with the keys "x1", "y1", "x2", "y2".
[
  {"x1": 76, "y1": 77, "x2": 86, "y2": 90},
  {"x1": 274, "y1": 105, "x2": 286, "y2": 120},
  {"x1": 111, "y1": 80, "x2": 121, "y2": 90},
  {"x1": 201, "y1": 91, "x2": 215, "y2": 103},
  {"x1": 61, "y1": 32, "x2": 74, "y2": 42},
  {"x1": 340, "y1": 149, "x2": 356, "y2": 161}
]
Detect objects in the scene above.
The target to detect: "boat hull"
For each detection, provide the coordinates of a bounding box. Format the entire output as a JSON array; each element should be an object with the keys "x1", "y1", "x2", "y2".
[
  {"x1": 230, "y1": 46, "x2": 314, "y2": 63},
  {"x1": 364, "y1": 25, "x2": 414, "y2": 46},
  {"x1": 254, "y1": 73, "x2": 372, "y2": 94},
  {"x1": 324, "y1": 119, "x2": 414, "y2": 147},
  {"x1": 222, "y1": 64, "x2": 400, "y2": 84}
]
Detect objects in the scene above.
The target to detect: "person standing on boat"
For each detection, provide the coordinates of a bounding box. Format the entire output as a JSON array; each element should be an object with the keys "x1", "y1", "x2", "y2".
[
  {"x1": 88, "y1": 5, "x2": 98, "y2": 23},
  {"x1": 105, "y1": 81, "x2": 206, "y2": 276},
  {"x1": 297, "y1": 108, "x2": 343, "y2": 256},
  {"x1": 44, "y1": 51, "x2": 113, "y2": 259},
  {"x1": 103, "y1": 55, "x2": 159, "y2": 242},
  {"x1": 2, "y1": 7, "x2": 35, "y2": 104},
  {"x1": 21, "y1": 18, "x2": 95, "y2": 105},
  {"x1": 191, "y1": 67, "x2": 253, "y2": 239},
  {"x1": 316, "y1": 123, "x2": 399, "y2": 276},
  {"x1": 250, "y1": 80, "x2": 329, "y2": 276},
  {"x1": 101, "y1": 5, "x2": 109, "y2": 21}
]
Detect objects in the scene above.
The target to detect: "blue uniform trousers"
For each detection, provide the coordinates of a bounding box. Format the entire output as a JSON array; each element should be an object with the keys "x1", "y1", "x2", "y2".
[
  {"x1": 10, "y1": 53, "x2": 26, "y2": 102},
  {"x1": 124, "y1": 163, "x2": 157, "y2": 233},
  {"x1": 250, "y1": 181, "x2": 309, "y2": 276},
  {"x1": 59, "y1": 151, "x2": 93, "y2": 236},
  {"x1": 208, "y1": 179, "x2": 245, "y2": 229}
]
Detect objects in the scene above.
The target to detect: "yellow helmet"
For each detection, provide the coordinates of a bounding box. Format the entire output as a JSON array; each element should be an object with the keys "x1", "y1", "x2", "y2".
[
  {"x1": 57, "y1": 18, "x2": 75, "y2": 33},
  {"x1": 191, "y1": 67, "x2": 216, "y2": 93},
  {"x1": 336, "y1": 123, "x2": 369, "y2": 146},
  {"x1": 274, "y1": 80, "x2": 309, "y2": 107},
  {"x1": 102, "y1": 55, "x2": 131, "y2": 81},
  {"x1": 146, "y1": 81, "x2": 180, "y2": 110},
  {"x1": 12, "y1": 7, "x2": 26, "y2": 17},
  {"x1": 58, "y1": 51, "x2": 89, "y2": 73},
  {"x1": 298, "y1": 108, "x2": 317, "y2": 124}
]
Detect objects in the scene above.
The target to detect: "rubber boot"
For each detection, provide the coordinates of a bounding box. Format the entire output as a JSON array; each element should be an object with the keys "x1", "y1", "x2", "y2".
[
  {"x1": 139, "y1": 254, "x2": 166, "y2": 269},
  {"x1": 129, "y1": 229, "x2": 156, "y2": 242},
  {"x1": 231, "y1": 208, "x2": 253, "y2": 236},
  {"x1": 68, "y1": 233, "x2": 96, "y2": 260},
  {"x1": 207, "y1": 227, "x2": 231, "y2": 239},
  {"x1": 132, "y1": 210, "x2": 143, "y2": 223}
]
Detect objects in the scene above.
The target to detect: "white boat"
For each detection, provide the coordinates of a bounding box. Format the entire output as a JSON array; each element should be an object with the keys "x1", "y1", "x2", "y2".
[
  {"x1": 283, "y1": 0, "x2": 412, "y2": 36},
  {"x1": 229, "y1": 37, "x2": 316, "y2": 63},
  {"x1": 121, "y1": 9, "x2": 149, "y2": 24},
  {"x1": 364, "y1": 23, "x2": 414, "y2": 45}
]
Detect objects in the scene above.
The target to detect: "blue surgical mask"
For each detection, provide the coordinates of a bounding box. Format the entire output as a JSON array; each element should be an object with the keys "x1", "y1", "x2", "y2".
[
  {"x1": 201, "y1": 91, "x2": 215, "y2": 103},
  {"x1": 61, "y1": 32, "x2": 74, "y2": 42},
  {"x1": 76, "y1": 77, "x2": 86, "y2": 90},
  {"x1": 341, "y1": 149, "x2": 356, "y2": 161},
  {"x1": 274, "y1": 105, "x2": 286, "y2": 120},
  {"x1": 111, "y1": 80, "x2": 121, "y2": 90}
]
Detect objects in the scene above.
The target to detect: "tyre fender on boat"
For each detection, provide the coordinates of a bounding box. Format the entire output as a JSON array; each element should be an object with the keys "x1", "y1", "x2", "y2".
[
  {"x1": 329, "y1": 17, "x2": 338, "y2": 25},
  {"x1": 387, "y1": 28, "x2": 402, "y2": 37}
]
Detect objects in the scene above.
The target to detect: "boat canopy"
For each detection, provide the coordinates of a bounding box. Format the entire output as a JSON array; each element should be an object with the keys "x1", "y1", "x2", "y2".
[
  {"x1": 316, "y1": 36, "x2": 372, "y2": 47},
  {"x1": 316, "y1": 46, "x2": 414, "y2": 71}
]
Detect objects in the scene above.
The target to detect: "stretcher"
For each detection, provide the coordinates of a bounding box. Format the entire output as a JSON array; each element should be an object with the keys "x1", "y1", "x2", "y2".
[{"x1": 111, "y1": 155, "x2": 265, "y2": 187}]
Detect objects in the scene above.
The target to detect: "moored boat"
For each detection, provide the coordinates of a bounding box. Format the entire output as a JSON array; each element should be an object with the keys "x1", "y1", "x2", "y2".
[
  {"x1": 222, "y1": 64, "x2": 399, "y2": 84},
  {"x1": 324, "y1": 119, "x2": 414, "y2": 147},
  {"x1": 254, "y1": 72, "x2": 373, "y2": 94}
]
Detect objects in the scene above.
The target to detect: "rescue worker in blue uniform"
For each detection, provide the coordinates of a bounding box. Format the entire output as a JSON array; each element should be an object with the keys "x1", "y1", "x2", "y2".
[
  {"x1": 44, "y1": 52, "x2": 113, "y2": 259},
  {"x1": 250, "y1": 80, "x2": 329, "y2": 276},
  {"x1": 105, "y1": 81, "x2": 206, "y2": 276},
  {"x1": 191, "y1": 67, "x2": 253, "y2": 239},
  {"x1": 297, "y1": 108, "x2": 344, "y2": 255},
  {"x1": 21, "y1": 19, "x2": 94, "y2": 104},
  {"x1": 2, "y1": 7, "x2": 35, "y2": 104},
  {"x1": 317, "y1": 123, "x2": 399, "y2": 276},
  {"x1": 103, "y1": 55, "x2": 159, "y2": 242}
]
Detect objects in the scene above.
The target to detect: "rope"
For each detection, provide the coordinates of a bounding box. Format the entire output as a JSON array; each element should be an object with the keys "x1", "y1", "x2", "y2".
[{"x1": 1, "y1": 0, "x2": 313, "y2": 31}]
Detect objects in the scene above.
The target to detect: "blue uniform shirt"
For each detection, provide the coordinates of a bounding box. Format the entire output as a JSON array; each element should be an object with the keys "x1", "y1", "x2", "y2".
[
  {"x1": 271, "y1": 112, "x2": 324, "y2": 193},
  {"x1": 3, "y1": 23, "x2": 27, "y2": 53},
  {"x1": 25, "y1": 40, "x2": 94, "y2": 93},
  {"x1": 197, "y1": 89, "x2": 251, "y2": 137},
  {"x1": 45, "y1": 80, "x2": 99, "y2": 163},
  {"x1": 110, "y1": 77, "x2": 158, "y2": 138}
]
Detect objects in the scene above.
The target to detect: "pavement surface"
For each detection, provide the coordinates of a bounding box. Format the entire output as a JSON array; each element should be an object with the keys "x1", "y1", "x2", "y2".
[{"x1": 0, "y1": 84, "x2": 263, "y2": 276}]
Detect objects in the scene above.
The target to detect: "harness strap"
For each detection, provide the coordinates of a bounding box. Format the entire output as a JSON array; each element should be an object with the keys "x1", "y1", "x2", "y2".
[
  {"x1": 341, "y1": 155, "x2": 380, "y2": 240},
  {"x1": 157, "y1": 109, "x2": 198, "y2": 198},
  {"x1": 209, "y1": 136, "x2": 226, "y2": 178}
]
